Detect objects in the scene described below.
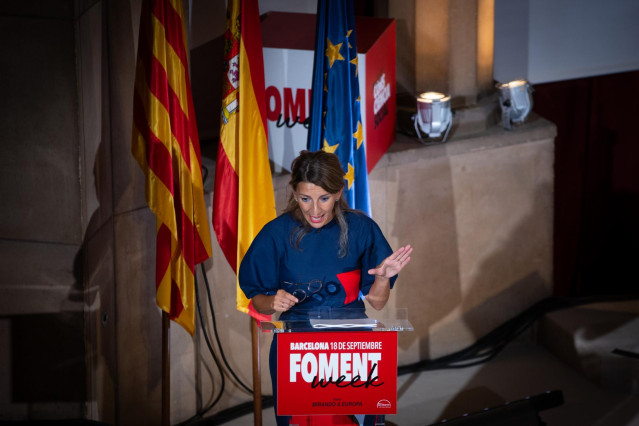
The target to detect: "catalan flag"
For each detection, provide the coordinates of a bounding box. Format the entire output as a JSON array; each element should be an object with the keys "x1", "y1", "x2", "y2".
[
  {"x1": 213, "y1": 0, "x2": 276, "y2": 320},
  {"x1": 307, "y1": 0, "x2": 371, "y2": 215},
  {"x1": 131, "y1": 0, "x2": 212, "y2": 335}
]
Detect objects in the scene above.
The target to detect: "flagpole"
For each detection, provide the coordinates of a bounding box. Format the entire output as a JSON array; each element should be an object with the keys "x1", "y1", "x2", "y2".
[
  {"x1": 251, "y1": 317, "x2": 263, "y2": 426},
  {"x1": 162, "y1": 311, "x2": 171, "y2": 426}
]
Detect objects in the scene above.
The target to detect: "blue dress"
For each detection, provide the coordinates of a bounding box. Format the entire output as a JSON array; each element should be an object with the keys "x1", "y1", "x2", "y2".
[
  {"x1": 239, "y1": 211, "x2": 396, "y2": 314},
  {"x1": 239, "y1": 211, "x2": 396, "y2": 425}
]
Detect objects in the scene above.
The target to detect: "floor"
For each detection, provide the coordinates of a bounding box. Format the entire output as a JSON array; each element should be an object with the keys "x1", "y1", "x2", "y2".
[{"x1": 224, "y1": 302, "x2": 639, "y2": 426}]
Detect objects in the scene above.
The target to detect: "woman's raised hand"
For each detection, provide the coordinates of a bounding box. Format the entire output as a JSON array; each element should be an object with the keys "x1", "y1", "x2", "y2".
[{"x1": 367, "y1": 245, "x2": 413, "y2": 279}]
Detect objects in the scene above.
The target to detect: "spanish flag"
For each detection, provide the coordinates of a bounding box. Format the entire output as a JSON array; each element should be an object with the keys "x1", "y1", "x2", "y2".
[
  {"x1": 213, "y1": 0, "x2": 276, "y2": 319},
  {"x1": 131, "y1": 0, "x2": 212, "y2": 335}
]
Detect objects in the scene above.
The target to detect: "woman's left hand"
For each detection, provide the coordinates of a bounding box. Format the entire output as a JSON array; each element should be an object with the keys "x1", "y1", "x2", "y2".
[{"x1": 368, "y1": 244, "x2": 413, "y2": 279}]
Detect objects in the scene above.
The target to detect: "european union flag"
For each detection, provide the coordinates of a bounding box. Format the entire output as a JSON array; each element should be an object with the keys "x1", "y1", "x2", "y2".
[{"x1": 307, "y1": 0, "x2": 371, "y2": 216}]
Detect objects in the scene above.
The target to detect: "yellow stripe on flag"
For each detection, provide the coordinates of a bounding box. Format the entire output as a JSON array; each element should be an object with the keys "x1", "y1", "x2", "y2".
[
  {"x1": 132, "y1": 125, "x2": 177, "y2": 237},
  {"x1": 236, "y1": 36, "x2": 276, "y2": 314},
  {"x1": 189, "y1": 141, "x2": 212, "y2": 254},
  {"x1": 219, "y1": 102, "x2": 239, "y2": 170}
]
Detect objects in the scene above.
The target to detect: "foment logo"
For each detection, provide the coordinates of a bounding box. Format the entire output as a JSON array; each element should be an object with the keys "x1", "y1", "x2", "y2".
[{"x1": 377, "y1": 399, "x2": 392, "y2": 409}]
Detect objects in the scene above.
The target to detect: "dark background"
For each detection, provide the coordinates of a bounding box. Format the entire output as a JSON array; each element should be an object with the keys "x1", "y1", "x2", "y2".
[{"x1": 533, "y1": 70, "x2": 639, "y2": 297}]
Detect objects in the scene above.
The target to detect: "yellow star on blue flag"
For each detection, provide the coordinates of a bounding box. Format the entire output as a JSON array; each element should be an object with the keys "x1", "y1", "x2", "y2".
[
  {"x1": 344, "y1": 163, "x2": 355, "y2": 189},
  {"x1": 323, "y1": 139, "x2": 339, "y2": 153},
  {"x1": 325, "y1": 38, "x2": 344, "y2": 68},
  {"x1": 353, "y1": 121, "x2": 364, "y2": 149}
]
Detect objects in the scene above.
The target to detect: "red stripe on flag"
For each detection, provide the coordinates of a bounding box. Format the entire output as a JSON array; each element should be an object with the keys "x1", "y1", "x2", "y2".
[
  {"x1": 192, "y1": 215, "x2": 210, "y2": 266},
  {"x1": 169, "y1": 279, "x2": 184, "y2": 319},
  {"x1": 132, "y1": 92, "x2": 174, "y2": 191},
  {"x1": 166, "y1": 88, "x2": 191, "y2": 166},
  {"x1": 137, "y1": 8, "x2": 171, "y2": 112},
  {"x1": 178, "y1": 207, "x2": 195, "y2": 274},
  {"x1": 213, "y1": 143, "x2": 239, "y2": 272},
  {"x1": 156, "y1": 224, "x2": 172, "y2": 290},
  {"x1": 155, "y1": 0, "x2": 188, "y2": 69},
  {"x1": 148, "y1": 58, "x2": 171, "y2": 109}
]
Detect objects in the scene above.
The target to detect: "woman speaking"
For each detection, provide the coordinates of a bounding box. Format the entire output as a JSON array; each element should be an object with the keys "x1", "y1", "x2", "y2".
[{"x1": 239, "y1": 150, "x2": 412, "y2": 425}]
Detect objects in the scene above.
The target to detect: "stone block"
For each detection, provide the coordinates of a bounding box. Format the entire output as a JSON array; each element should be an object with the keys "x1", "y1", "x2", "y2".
[
  {"x1": 0, "y1": 239, "x2": 82, "y2": 316},
  {"x1": 113, "y1": 208, "x2": 162, "y2": 425},
  {"x1": 0, "y1": 15, "x2": 80, "y2": 244},
  {"x1": 78, "y1": 1, "x2": 114, "y2": 241},
  {"x1": 83, "y1": 217, "x2": 117, "y2": 423}
]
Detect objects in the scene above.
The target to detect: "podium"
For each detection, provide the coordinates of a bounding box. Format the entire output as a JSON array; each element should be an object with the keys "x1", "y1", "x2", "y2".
[{"x1": 260, "y1": 308, "x2": 412, "y2": 419}]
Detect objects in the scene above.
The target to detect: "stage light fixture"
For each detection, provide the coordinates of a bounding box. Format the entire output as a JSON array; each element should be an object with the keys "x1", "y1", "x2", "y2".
[
  {"x1": 414, "y1": 91, "x2": 453, "y2": 144},
  {"x1": 496, "y1": 79, "x2": 533, "y2": 129}
]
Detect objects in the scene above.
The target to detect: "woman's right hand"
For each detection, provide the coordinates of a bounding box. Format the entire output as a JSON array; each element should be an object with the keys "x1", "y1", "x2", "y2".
[{"x1": 271, "y1": 289, "x2": 299, "y2": 312}]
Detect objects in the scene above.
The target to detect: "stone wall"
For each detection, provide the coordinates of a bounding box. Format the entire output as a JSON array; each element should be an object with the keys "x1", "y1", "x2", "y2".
[{"x1": 0, "y1": 0, "x2": 85, "y2": 419}]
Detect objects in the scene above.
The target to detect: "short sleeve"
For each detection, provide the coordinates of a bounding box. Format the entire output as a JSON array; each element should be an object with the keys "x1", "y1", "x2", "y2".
[
  {"x1": 238, "y1": 222, "x2": 281, "y2": 299},
  {"x1": 358, "y1": 217, "x2": 397, "y2": 296}
]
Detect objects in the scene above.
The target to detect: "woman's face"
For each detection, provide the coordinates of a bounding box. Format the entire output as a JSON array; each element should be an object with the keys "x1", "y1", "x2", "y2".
[{"x1": 293, "y1": 182, "x2": 343, "y2": 229}]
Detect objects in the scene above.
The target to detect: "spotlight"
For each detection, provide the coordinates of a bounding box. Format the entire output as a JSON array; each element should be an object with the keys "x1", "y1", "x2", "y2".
[
  {"x1": 414, "y1": 92, "x2": 453, "y2": 144},
  {"x1": 496, "y1": 79, "x2": 533, "y2": 129}
]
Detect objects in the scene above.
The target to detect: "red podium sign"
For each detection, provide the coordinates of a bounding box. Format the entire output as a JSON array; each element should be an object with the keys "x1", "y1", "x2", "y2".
[{"x1": 277, "y1": 331, "x2": 398, "y2": 415}]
